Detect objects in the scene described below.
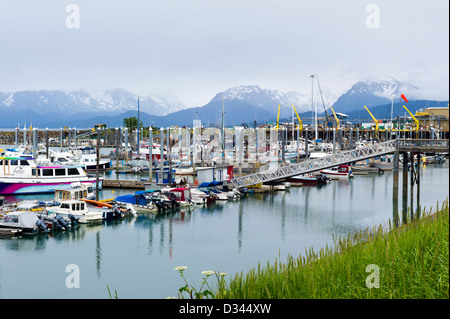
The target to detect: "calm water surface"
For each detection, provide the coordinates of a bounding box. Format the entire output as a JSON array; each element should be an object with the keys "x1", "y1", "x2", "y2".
[{"x1": 0, "y1": 161, "x2": 448, "y2": 299}]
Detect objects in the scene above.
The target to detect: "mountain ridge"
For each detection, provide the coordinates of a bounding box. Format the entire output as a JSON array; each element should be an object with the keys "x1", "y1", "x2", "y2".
[{"x1": 1, "y1": 78, "x2": 447, "y2": 128}]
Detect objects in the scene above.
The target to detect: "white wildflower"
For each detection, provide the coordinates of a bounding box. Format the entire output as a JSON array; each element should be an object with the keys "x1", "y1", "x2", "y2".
[
  {"x1": 174, "y1": 266, "x2": 187, "y2": 271},
  {"x1": 201, "y1": 270, "x2": 215, "y2": 277}
]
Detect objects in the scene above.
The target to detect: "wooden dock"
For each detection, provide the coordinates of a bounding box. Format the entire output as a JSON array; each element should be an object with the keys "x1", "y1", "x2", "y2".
[{"x1": 103, "y1": 179, "x2": 146, "y2": 189}]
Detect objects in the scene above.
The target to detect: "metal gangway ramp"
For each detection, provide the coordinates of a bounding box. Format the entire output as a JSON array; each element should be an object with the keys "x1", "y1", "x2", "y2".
[{"x1": 228, "y1": 140, "x2": 398, "y2": 189}]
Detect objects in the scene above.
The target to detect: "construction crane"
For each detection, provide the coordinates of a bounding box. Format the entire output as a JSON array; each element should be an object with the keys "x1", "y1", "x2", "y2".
[
  {"x1": 330, "y1": 106, "x2": 340, "y2": 130},
  {"x1": 291, "y1": 104, "x2": 303, "y2": 131},
  {"x1": 402, "y1": 105, "x2": 419, "y2": 133},
  {"x1": 364, "y1": 105, "x2": 379, "y2": 140}
]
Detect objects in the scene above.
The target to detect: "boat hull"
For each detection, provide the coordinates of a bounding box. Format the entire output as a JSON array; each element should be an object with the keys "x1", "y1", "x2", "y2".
[
  {"x1": 0, "y1": 179, "x2": 101, "y2": 195},
  {"x1": 84, "y1": 161, "x2": 111, "y2": 172},
  {"x1": 320, "y1": 171, "x2": 352, "y2": 179},
  {"x1": 286, "y1": 176, "x2": 320, "y2": 185}
]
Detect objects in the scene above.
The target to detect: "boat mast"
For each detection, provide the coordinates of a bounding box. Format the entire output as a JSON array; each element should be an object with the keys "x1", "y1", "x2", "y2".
[
  {"x1": 137, "y1": 97, "x2": 140, "y2": 157},
  {"x1": 310, "y1": 74, "x2": 318, "y2": 140},
  {"x1": 222, "y1": 94, "x2": 225, "y2": 161}
]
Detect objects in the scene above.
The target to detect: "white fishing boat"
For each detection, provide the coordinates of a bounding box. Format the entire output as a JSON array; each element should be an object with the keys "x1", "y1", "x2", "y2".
[
  {"x1": 33, "y1": 147, "x2": 111, "y2": 172},
  {"x1": 162, "y1": 187, "x2": 194, "y2": 207},
  {"x1": 0, "y1": 156, "x2": 102, "y2": 195},
  {"x1": 73, "y1": 147, "x2": 111, "y2": 171},
  {"x1": 47, "y1": 200, "x2": 104, "y2": 224},
  {"x1": 320, "y1": 165, "x2": 353, "y2": 179}
]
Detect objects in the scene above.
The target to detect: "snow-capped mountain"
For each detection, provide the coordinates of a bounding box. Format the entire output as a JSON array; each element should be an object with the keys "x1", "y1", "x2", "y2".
[
  {"x1": 210, "y1": 85, "x2": 338, "y2": 118},
  {"x1": 0, "y1": 88, "x2": 187, "y2": 116},
  {"x1": 330, "y1": 77, "x2": 419, "y2": 114}
]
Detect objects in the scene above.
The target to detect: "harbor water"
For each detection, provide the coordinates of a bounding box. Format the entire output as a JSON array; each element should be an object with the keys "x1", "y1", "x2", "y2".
[{"x1": 0, "y1": 161, "x2": 448, "y2": 299}]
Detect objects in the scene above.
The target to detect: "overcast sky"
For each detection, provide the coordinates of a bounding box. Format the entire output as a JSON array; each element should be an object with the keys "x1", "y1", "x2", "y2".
[{"x1": 0, "y1": 0, "x2": 448, "y2": 106}]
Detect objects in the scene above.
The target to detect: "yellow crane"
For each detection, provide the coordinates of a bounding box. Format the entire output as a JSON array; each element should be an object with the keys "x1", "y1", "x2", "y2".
[
  {"x1": 402, "y1": 105, "x2": 419, "y2": 133},
  {"x1": 276, "y1": 104, "x2": 281, "y2": 130},
  {"x1": 291, "y1": 104, "x2": 303, "y2": 131},
  {"x1": 364, "y1": 105, "x2": 379, "y2": 139},
  {"x1": 330, "y1": 106, "x2": 340, "y2": 130}
]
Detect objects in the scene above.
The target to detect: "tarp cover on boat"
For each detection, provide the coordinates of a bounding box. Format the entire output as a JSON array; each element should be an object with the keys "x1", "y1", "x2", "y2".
[
  {"x1": 2, "y1": 211, "x2": 38, "y2": 228},
  {"x1": 198, "y1": 181, "x2": 223, "y2": 188},
  {"x1": 115, "y1": 194, "x2": 146, "y2": 205}
]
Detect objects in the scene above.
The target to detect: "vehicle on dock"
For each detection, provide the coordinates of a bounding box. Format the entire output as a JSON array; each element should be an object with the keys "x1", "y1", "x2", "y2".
[{"x1": 320, "y1": 165, "x2": 353, "y2": 179}]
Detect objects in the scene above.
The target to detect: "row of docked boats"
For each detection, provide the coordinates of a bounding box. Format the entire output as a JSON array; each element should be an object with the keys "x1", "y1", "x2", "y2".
[
  {"x1": 0, "y1": 179, "x2": 249, "y2": 236},
  {"x1": 113, "y1": 181, "x2": 248, "y2": 214},
  {"x1": 0, "y1": 183, "x2": 120, "y2": 236}
]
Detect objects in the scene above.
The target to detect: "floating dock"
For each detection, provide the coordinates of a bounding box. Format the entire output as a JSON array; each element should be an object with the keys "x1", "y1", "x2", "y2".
[{"x1": 102, "y1": 179, "x2": 146, "y2": 189}]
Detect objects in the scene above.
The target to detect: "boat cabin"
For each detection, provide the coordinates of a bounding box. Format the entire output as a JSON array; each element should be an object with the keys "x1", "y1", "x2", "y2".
[
  {"x1": 337, "y1": 165, "x2": 351, "y2": 173},
  {"x1": 0, "y1": 157, "x2": 86, "y2": 178},
  {"x1": 166, "y1": 187, "x2": 191, "y2": 202},
  {"x1": 55, "y1": 183, "x2": 95, "y2": 202}
]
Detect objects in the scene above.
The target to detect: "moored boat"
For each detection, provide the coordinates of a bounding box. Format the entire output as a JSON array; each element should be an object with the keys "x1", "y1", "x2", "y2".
[
  {"x1": 114, "y1": 190, "x2": 164, "y2": 214},
  {"x1": 286, "y1": 173, "x2": 329, "y2": 185},
  {"x1": 46, "y1": 200, "x2": 104, "y2": 224},
  {"x1": 162, "y1": 187, "x2": 194, "y2": 207},
  {"x1": 0, "y1": 211, "x2": 46, "y2": 235},
  {"x1": 320, "y1": 165, "x2": 353, "y2": 179},
  {"x1": 0, "y1": 156, "x2": 102, "y2": 195}
]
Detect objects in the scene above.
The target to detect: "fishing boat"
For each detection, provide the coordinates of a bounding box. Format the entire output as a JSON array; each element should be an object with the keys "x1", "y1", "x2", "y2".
[
  {"x1": 46, "y1": 200, "x2": 104, "y2": 224},
  {"x1": 162, "y1": 187, "x2": 194, "y2": 207},
  {"x1": 31, "y1": 147, "x2": 111, "y2": 172},
  {"x1": 286, "y1": 173, "x2": 329, "y2": 185},
  {"x1": 82, "y1": 198, "x2": 135, "y2": 218},
  {"x1": 114, "y1": 190, "x2": 164, "y2": 214},
  {"x1": 139, "y1": 143, "x2": 167, "y2": 162},
  {"x1": 74, "y1": 147, "x2": 111, "y2": 171},
  {"x1": 55, "y1": 182, "x2": 95, "y2": 201},
  {"x1": 190, "y1": 187, "x2": 215, "y2": 205},
  {"x1": 0, "y1": 156, "x2": 102, "y2": 195},
  {"x1": 197, "y1": 181, "x2": 240, "y2": 200},
  {"x1": 320, "y1": 165, "x2": 353, "y2": 179}
]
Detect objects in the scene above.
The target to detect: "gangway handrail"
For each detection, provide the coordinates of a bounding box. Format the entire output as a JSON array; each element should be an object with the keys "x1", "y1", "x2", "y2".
[
  {"x1": 228, "y1": 140, "x2": 398, "y2": 188},
  {"x1": 228, "y1": 139, "x2": 449, "y2": 189}
]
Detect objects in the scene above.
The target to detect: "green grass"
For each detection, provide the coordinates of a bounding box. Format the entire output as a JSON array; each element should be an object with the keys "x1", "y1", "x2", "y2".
[{"x1": 214, "y1": 199, "x2": 449, "y2": 299}]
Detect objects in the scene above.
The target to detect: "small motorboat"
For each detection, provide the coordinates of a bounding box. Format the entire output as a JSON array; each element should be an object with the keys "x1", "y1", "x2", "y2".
[
  {"x1": 46, "y1": 200, "x2": 104, "y2": 224},
  {"x1": 0, "y1": 211, "x2": 49, "y2": 235},
  {"x1": 162, "y1": 187, "x2": 194, "y2": 207},
  {"x1": 114, "y1": 190, "x2": 162, "y2": 214},
  {"x1": 286, "y1": 173, "x2": 329, "y2": 186},
  {"x1": 320, "y1": 165, "x2": 353, "y2": 179}
]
